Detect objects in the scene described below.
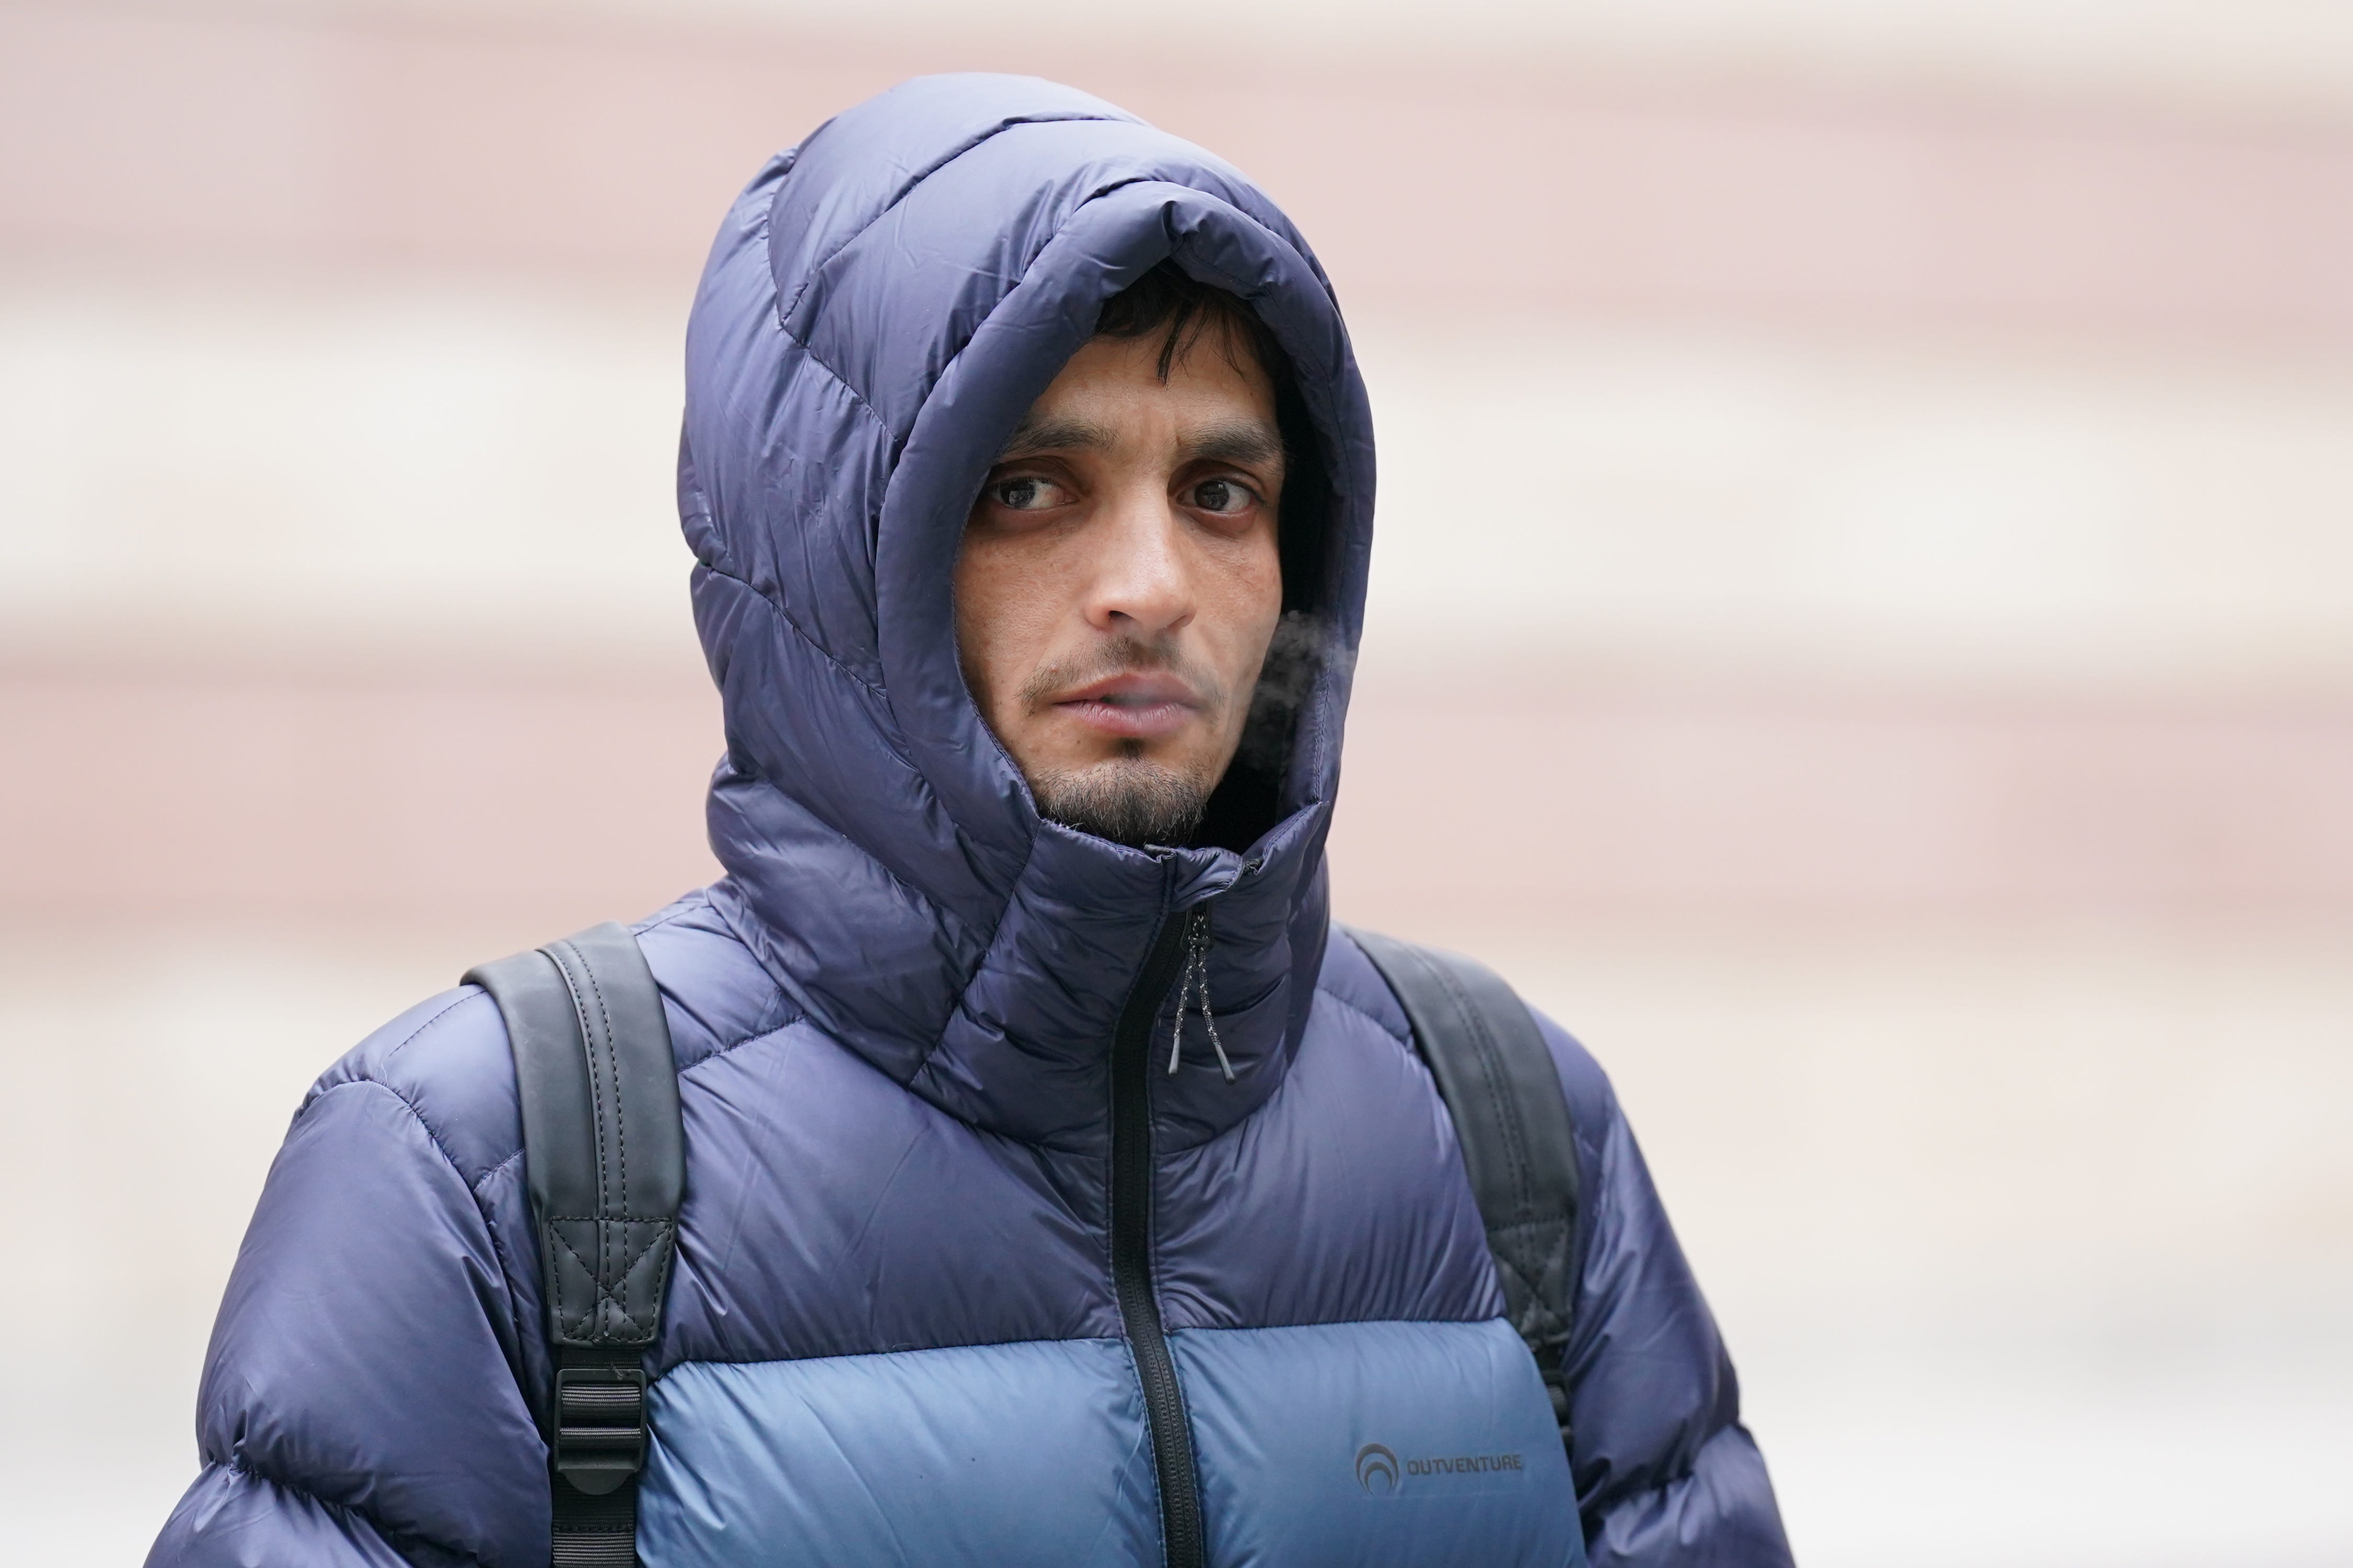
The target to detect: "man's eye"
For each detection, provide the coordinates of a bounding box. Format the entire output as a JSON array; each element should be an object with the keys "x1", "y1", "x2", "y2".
[
  {"x1": 1191, "y1": 478, "x2": 1253, "y2": 515},
  {"x1": 993, "y1": 476, "x2": 1060, "y2": 510}
]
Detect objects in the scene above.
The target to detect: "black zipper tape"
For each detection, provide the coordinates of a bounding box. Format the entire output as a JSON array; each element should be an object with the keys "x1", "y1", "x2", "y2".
[{"x1": 1110, "y1": 915, "x2": 1204, "y2": 1568}]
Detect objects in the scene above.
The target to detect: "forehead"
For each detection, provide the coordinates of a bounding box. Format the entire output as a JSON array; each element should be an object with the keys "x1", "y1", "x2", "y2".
[{"x1": 1013, "y1": 328, "x2": 1279, "y2": 445}]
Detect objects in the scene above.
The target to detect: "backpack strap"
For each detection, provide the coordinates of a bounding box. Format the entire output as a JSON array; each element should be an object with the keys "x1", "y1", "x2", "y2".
[
  {"x1": 1347, "y1": 928, "x2": 1582, "y2": 1452},
  {"x1": 465, "y1": 922, "x2": 684, "y2": 1568}
]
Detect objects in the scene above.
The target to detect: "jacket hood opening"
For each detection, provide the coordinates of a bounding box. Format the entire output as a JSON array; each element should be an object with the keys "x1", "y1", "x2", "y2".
[{"x1": 678, "y1": 73, "x2": 1375, "y2": 1145}]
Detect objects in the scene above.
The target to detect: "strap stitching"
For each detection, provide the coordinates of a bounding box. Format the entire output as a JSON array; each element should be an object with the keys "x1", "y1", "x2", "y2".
[
  {"x1": 544, "y1": 1217, "x2": 674, "y2": 1339},
  {"x1": 547, "y1": 942, "x2": 604, "y2": 1217},
  {"x1": 548, "y1": 939, "x2": 628, "y2": 1227},
  {"x1": 583, "y1": 950, "x2": 625, "y2": 1226}
]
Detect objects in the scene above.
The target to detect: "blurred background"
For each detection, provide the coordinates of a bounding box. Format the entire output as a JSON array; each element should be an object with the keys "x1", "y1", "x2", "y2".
[{"x1": 5, "y1": 1, "x2": 2352, "y2": 1562}]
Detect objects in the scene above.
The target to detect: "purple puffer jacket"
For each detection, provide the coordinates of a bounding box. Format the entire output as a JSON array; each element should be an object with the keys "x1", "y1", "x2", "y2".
[{"x1": 149, "y1": 74, "x2": 1791, "y2": 1568}]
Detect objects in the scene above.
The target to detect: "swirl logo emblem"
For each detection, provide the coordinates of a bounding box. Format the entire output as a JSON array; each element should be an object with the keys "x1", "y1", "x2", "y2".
[{"x1": 1354, "y1": 1442, "x2": 1400, "y2": 1495}]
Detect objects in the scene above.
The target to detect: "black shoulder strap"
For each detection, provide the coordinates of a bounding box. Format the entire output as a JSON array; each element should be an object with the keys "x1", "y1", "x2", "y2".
[
  {"x1": 465, "y1": 922, "x2": 684, "y2": 1568},
  {"x1": 1347, "y1": 928, "x2": 1582, "y2": 1451}
]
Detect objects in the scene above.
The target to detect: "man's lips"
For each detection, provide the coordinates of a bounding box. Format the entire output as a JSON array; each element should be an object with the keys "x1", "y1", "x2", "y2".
[{"x1": 1048, "y1": 671, "x2": 1205, "y2": 740}]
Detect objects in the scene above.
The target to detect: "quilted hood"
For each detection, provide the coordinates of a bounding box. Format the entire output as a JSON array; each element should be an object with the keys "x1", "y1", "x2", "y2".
[{"x1": 678, "y1": 74, "x2": 1376, "y2": 1147}]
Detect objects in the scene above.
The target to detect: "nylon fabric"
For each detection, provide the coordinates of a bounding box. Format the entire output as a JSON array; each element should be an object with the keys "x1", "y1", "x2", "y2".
[
  {"x1": 1174, "y1": 1319, "x2": 1585, "y2": 1568},
  {"x1": 637, "y1": 1340, "x2": 1160, "y2": 1568}
]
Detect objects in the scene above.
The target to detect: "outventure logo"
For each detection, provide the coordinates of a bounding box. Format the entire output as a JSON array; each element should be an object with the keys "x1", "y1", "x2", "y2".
[{"x1": 1355, "y1": 1441, "x2": 1524, "y2": 1495}]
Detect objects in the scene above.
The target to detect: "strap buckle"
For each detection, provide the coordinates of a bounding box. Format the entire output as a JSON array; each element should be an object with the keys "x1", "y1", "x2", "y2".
[{"x1": 553, "y1": 1363, "x2": 648, "y2": 1496}]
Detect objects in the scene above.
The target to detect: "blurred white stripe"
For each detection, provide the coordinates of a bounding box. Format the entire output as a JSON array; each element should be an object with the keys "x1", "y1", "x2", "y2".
[{"x1": 11, "y1": 279, "x2": 2353, "y2": 691}]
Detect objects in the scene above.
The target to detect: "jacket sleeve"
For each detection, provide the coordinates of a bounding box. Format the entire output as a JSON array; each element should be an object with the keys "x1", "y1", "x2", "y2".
[
  {"x1": 1539, "y1": 1014, "x2": 1795, "y2": 1568},
  {"x1": 147, "y1": 1029, "x2": 551, "y2": 1568}
]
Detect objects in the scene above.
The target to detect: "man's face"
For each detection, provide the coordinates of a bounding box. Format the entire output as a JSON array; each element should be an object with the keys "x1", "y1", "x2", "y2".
[{"x1": 955, "y1": 324, "x2": 1285, "y2": 847}]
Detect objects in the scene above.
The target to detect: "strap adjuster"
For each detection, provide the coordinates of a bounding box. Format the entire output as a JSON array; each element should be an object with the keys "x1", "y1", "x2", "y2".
[{"x1": 554, "y1": 1364, "x2": 648, "y2": 1496}]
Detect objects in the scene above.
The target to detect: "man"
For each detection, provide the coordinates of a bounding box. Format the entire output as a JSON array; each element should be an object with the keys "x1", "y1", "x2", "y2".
[{"x1": 149, "y1": 74, "x2": 1790, "y2": 1567}]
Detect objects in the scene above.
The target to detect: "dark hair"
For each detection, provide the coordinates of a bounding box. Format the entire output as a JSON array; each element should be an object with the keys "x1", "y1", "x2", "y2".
[{"x1": 1093, "y1": 260, "x2": 1288, "y2": 387}]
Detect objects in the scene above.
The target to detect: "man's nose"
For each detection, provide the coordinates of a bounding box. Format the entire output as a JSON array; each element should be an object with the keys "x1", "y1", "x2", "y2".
[{"x1": 1085, "y1": 485, "x2": 1194, "y2": 639}]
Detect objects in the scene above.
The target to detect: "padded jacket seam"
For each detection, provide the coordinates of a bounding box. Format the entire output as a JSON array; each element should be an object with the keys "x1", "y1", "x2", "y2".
[
  {"x1": 306, "y1": 1078, "x2": 485, "y2": 1197},
  {"x1": 1315, "y1": 982, "x2": 1413, "y2": 1053},
  {"x1": 907, "y1": 826, "x2": 1043, "y2": 1090},
  {"x1": 470, "y1": 1152, "x2": 539, "y2": 1386},
  {"x1": 382, "y1": 994, "x2": 478, "y2": 1069},
  {"x1": 656, "y1": 1311, "x2": 1518, "y2": 1375},
  {"x1": 469, "y1": 1146, "x2": 522, "y2": 1200},
  {"x1": 1587, "y1": 1404, "x2": 1743, "y2": 1522},
  {"x1": 690, "y1": 592, "x2": 986, "y2": 965},
  {"x1": 786, "y1": 163, "x2": 1149, "y2": 413},
  {"x1": 674, "y1": 1014, "x2": 1094, "y2": 1161},
  {"x1": 664, "y1": 897, "x2": 810, "y2": 1070},
  {"x1": 1165, "y1": 1310, "x2": 1509, "y2": 1336},
  {"x1": 313, "y1": 1080, "x2": 536, "y2": 1477},
  {"x1": 777, "y1": 313, "x2": 892, "y2": 459},
  {"x1": 631, "y1": 903, "x2": 698, "y2": 942},
  {"x1": 1565, "y1": 1073, "x2": 1617, "y2": 1389},
  {"x1": 772, "y1": 108, "x2": 1128, "y2": 328},
  {"x1": 217, "y1": 1457, "x2": 489, "y2": 1567},
  {"x1": 655, "y1": 1332, "x2": 1123, "y2": 1377},
  {"x1": 297, "y1": 995, "x2": 473, "y2": 1120},
  {"x1": 695, "y1": 556, "x2": 889, "y2": 700},
  {"x1": 677, "y1": 1020, "x2": 806, "y2": 1082},
  {"x1": 309, "y1": 1075, "x2": 533, "y2": 1383},
  {"x1": 701, "y1": 878, "x2": 1012, "y2": 1100}
]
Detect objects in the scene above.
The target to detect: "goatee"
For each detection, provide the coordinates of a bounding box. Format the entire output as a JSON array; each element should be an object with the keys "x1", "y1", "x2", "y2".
[{"x1": 1029, "y1": 758, "x2": 1209, "y2": 849}]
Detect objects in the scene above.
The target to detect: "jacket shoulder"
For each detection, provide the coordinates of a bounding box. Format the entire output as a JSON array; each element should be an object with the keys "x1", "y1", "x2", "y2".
[
  {"x1": 1313, "y1": 927, "x2": 1414, "y2": 1047},
  {"x1": 635, "y1": 888, "x2": 802, "y2": 1072},
  {"x1": 301, "y1": 888, "x2": 791, "y2": 1188},
  {"x1": 307, "y1": 982, "x2": 519, "y2": 1189}
]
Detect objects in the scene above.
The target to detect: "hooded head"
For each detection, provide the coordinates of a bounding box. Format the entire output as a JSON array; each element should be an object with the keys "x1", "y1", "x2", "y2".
[{"x1": 680, "y1": 74, "x2": 1375, "y2": 1149}]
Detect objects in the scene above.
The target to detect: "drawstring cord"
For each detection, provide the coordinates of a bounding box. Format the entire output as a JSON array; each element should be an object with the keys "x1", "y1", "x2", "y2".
[{"x1": 1167, "y1": 903, "x2": 1235, "y2": 1082}]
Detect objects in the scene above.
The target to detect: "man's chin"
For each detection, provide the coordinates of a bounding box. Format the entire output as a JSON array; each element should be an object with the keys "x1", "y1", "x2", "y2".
[{"x1": 1028, "y1": 757, "x2": 1212, "y2": 849}]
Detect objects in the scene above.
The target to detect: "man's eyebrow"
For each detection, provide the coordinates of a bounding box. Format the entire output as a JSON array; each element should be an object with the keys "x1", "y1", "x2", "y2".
[
  {"x1": 1182, "y1": 421, "x2": 1285, "y2": 470},
  {"x1": 995, "y1": 415, "x2": 1117, "y2": 459}
]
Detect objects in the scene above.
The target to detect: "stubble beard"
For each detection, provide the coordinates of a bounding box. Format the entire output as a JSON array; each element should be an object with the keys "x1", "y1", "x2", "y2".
[
  {"x1": 1018, "y1": 637, "x2": 1228, "y2": 849},
  {"x1": 1028, "y1": 751, "x2": 1213, "y2": 849}
]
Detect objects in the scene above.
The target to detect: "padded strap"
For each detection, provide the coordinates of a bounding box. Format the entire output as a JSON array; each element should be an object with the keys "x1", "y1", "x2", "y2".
[
  {"x1": 467, "y1": 923, "x2": 684, "y2": 1349},
  {"x1": 1348, "y1": 928, "x2": 1582, "y2": 1449},
  {"x1": 465, "y1": 922, "x2": 683, "y2": 1564}
]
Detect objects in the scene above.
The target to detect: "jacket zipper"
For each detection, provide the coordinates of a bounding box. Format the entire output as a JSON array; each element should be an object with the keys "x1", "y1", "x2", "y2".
[{"x1": 1111, "y1": 914, "x2": 1205, "y2": 1568}]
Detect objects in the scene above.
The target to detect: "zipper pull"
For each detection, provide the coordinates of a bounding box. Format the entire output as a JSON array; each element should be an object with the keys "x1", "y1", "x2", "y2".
[{"x1": 1166, "y1": 903, "x2": 1235, "y2": 1082}]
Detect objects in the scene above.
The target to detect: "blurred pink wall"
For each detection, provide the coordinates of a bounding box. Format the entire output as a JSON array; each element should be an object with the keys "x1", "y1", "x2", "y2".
[{"x1": 6, "y1": 4, "x2": 2351, "y2": 334}]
